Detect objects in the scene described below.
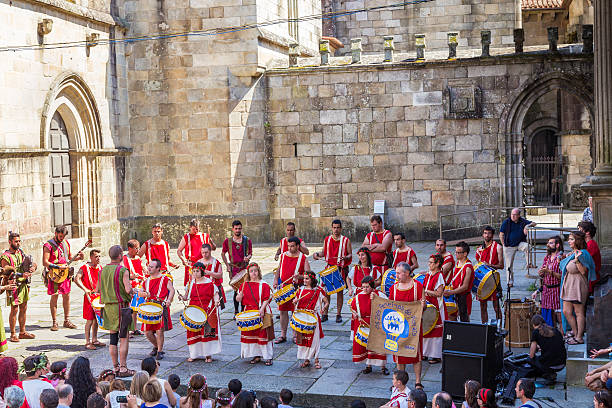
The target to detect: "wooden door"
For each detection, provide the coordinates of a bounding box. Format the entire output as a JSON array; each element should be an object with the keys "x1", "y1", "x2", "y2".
[{"x1": 49, "y1": 112, "x2": 72, "y2": 235}]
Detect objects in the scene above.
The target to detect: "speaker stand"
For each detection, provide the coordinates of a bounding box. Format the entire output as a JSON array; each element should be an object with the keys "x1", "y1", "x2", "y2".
[{"x1": 504, "y1": 279, "x2": 513, "y2": 355}]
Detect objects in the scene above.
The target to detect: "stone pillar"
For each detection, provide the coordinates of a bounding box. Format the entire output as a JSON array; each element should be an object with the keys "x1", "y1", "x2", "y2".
[
  {"x1": 547, "y1": 27, "x2": 558, "y2": 52},
  {"x1": 351, "y1": 38, "x2": 362, "y2": 64},
  {"x1": 415, "y1": 34, "x2": 425, "y2": 60},
  {"x1": 447, "y1": 32, "x2": 458, "y2": 59},
  {"x1": 581, "y1": 0, "x2": 612, "y2": 351},
  {"x1": 383, "y1": 36, "x2": 394, "y2": 62},
  {"x1": 513, "y1": 28, "x2": 524, "y2": 53},
  {"x1": 481, "y1": 30, "x2": 491, "y2": 57},
  {"x1": 583, "y1": 24, "x2": 593, "y2": 53},
  {"x1": 319, "y1": 39, "x2": 330, "y2": 65}
]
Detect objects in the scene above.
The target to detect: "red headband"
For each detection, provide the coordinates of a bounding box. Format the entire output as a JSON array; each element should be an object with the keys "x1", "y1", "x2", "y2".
[{"x1": 478, "y1": 389, "x2": 490, "y2": 403}]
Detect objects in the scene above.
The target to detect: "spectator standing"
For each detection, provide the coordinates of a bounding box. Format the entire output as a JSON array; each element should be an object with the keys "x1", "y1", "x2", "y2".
[
  {"x1": 21, "y1": 355, "x2": 54, "y2": 408},
  {"x1": 57, "y1": 385, "x2": 73, "y2": 408},
  {"x1": 39, "y1": 390, "x2": 58, "y2": 408},
  {"x1": 140, "y1": 358, "x2": 176, "y2": 408},
  {"x1": 499, "y1": 208, "x2": 536, "y2": 287},
  {"x1": 515, "y1": 378, "x2": 539, "y2": 408},
  {"x1": 578, "y1": 221, "x2": 602, "y2": 292},
  {"x1": 0, "y1": 357, "x2": 22, "y2": 405},
  {"x1": 462, "y1": 380, "x2": 481, "y2": 408},
  {"x1": 582, "y1": 196, "x2": 593, "y2": 222},
  {"x1": 278, "y1": 389, "x2": 293, "y2": 408},
  {"x1": 531, "y1": 237, "x2": 563, "y2": 328},
  {"x1": 4, "y1": 387, "x2": 25, "y2": 408}
]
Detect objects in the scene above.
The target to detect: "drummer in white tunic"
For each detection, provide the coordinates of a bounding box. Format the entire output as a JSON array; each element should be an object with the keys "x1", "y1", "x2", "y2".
[
  {"x1": 178, "y1": 263, "x2": 221, "y2": 362},
  {"x1": 292, "y1": 271, "x2": 329, "y2": 369}
]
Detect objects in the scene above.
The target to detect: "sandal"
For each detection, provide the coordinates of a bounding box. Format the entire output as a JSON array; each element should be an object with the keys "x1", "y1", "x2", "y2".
[
  {"x1": 567, "y1": 337, "x2": 584, "y2": 345},
  {"x1": 301, "y1": 360, "x2": 311, "y2": 368},
  {"x1": 362, "y1": 366, "x2": 372, "y2": 374},
  {"x1": 187, "y1": 358, "x2": 194, "y2": 362},
  {"x1": 85, "y1": 343, "x2": 97, "y2": 350},
  {"x1": 314, "y1": 360, "x2": 322, "y2": 369},
  {"x1": 415, "y1": 383, "x2": 424, "y2": 390},
  {"x1": 564, "y1": 331, "x2": 574, "y2": 339},
  {"x1": 274, "y1": 336, "x2": 287, "y2": 344},
  {"x1": 250, "y1": 357, "x2": 261, "y2": 364},
  {"x1": 428, "y1": 358, "x2": 441, "y2": 364},
  {"x1": 381, "y1": 367, "x2": 390, "y2": 375},
  {"x1": 117, "y1": 366, "x2": 135, "y2": 378},
  {"x1": 92, "y1": 341, "x2": 105, "y2": 347},
  {"x1": 205, "y1": 357, "x2": 213, "y2": 363},
  {"x1": 264, "y1": 360, "x2": 273, "y2": 366}
]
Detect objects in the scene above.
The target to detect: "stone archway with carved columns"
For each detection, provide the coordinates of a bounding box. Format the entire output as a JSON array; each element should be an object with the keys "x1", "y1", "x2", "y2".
[
  {"x1": 40, "y1": 72, "x2": 103, "y2": 240},
  {"x1": 498, "y1": 70, "x2": 594, "y2": 207}
]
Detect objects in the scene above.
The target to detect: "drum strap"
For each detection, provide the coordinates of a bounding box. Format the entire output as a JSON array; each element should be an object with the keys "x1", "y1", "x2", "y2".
[
  {"x1": 146, "y1": 275, "x2": 167, "y2": 301},
  {"x1": 147, "y1": 240, "x2": 170, "y2": 268},
  {"x1": 47, "y1": 239, "x2": 69, "y2": 264},
  {"x1": 355, "y1": 293, "x2": 362, "y2": 321},
  {"x1": 112, "y1": 264, "x2": 128, "y2": 307},
  {"x1": 185, "y1": 233, "x2": 205, "y2": 259}
]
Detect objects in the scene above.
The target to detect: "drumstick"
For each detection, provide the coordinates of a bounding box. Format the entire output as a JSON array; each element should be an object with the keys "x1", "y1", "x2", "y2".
[{"x1": 359, "y1": 318, "x2": 370, "y2": 327}]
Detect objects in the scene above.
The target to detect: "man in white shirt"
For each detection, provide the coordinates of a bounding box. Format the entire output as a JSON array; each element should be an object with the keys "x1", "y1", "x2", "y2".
[{"x1": 380, "y1": 370, "x2": 411, "y2": 408}]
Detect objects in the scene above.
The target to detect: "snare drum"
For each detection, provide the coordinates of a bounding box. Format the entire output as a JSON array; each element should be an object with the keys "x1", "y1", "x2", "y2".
[
  {"x1": 444, "y1": 286, "x2": 458, "y2": 315},
  {"x1": 180, "y1": 305, "x2": 208, "y2": 332},
  {"x1": 381, "y1": 269, "x2": 397, "y2": 297},
  {"x1": 422, "y1": 302, "x2": 440, "y2": 336},
  {"x1": 413, "y1": 273, "x2": 425, "y2": 286},
  {"x1": 230, "y1": 270, "x2": 248, "y2": 292},
  {"x1": 130, "y1": 290, "x2": 146, "y2": 311},
  {"x1": 355, "y1": 326, "x2": 370, "y2": 348},
  {"x1": 235, "y1": 310, "x2": 263, "y2": 331},
  {"x1": 290, "y1": 310, "x2": 318, "y2": 335},
  {"x1": 90, "y1": 296, "x2": 106, "y2": 330},
  {"x1": 472, "y1": 262, "x2": 500, "y2": 300},
  {"x1": 273, "y1": 284, "x2": 297, "y2": 305},
  {"x1": 319, "y1": 265, "x2": 346, "y2": 295},
  {"x1": 137, "y1": 302, "x2": 164, "y2": 325}
]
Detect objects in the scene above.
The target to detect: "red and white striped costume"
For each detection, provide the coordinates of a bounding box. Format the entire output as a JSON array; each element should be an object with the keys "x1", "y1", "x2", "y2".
[
  {"x1": 475, "y1": 241, "x2": 501, "y2": 301},
  {"x1": 452, "y1": 260, "x2": 474, "y2": 315},
  {"x1": 239, "y1": 281, "x2": 274, "y2": 360},
  {"x1": 279, "y1": 237, "x2": 304, "y2": 254},
  {"x1": 294, "y1": 286, "x2": 325, "y2": 360},
  {"x1": 277, "y1": 252, "x2": 306, "y2": 312},
  {"x1": 199, "y1": 257, "x2": 226, "y2": 303},
  {"x1": 422, "y1": 271, "x2": 447, "y2": 359},
  {"x1": 185, "y1": 277, "x2": 221, "y2": 359},
  {"x1": 79, "y1": 263, "x2": 102, "y2": 320},
  {"x1": 392, "y1": 247, "x2": 417, "y2": 269},
  {"x1": 389, "y1": 281, "x2": 424, "y2": 365},
  {"x1": 348, "y1": 265, "x2": 373, "y2": 294},
  {"x1": 388, "y1": 387, "x2": 409, "y2": 408},
  {"x1": 143, "y1": 239, "x2": 171, "y2": 271},
  {"x1": 181, "y1": 232, "x2": 212, "y2": 285},
  {"x1": 440, "y1": 252, "x2": 455, "y2": 286},
  {"x1": 351, "y1": 290, "x2": 387, "y2": 366},
  {"x1": 123, "y1": 255, "x2": 146, "y2": 289},
  {"x1": 323, "y1": 235, "x2": 351, "y2": 277},
  {"x1": 366, "y1": 230, "x2": 392, "y2": 276},
  {"x1": 141, "y1": 275, "x2": 173, "y2": 332}
]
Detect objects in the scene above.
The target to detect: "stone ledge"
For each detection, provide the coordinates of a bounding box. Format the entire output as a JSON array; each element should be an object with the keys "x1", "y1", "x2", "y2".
[
  {"x1": 16, "y1": 0, "x2": 120, "y2": 27},
  {"x1": 0, "y1": 147, "x2": 132, "y2": 157},
  {"x1": 257, "y1": 27, "x2": 317, "y2": 57}
]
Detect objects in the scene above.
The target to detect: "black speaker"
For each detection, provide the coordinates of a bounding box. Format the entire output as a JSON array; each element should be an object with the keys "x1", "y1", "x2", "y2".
[{"x1": 442, "y1": 321, "x2": 504, "y2": 398}]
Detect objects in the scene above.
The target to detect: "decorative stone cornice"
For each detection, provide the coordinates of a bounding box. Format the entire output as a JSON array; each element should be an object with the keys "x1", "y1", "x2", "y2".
[
  {"x1": 0, "y1": 147, "x2": 132, "y2": 158},
  {"x1": 17, "y1": 0, "x2": 121, "y2": 28}
]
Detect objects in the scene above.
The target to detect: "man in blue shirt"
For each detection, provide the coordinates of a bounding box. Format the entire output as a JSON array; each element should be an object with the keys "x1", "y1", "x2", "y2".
[{"x1": 499, "y1": 208, "x2": 536, "y2": 287}]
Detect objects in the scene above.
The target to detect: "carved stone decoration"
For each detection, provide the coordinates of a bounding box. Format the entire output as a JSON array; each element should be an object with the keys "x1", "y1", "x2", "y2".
[{"x1": 443, "y1": 85, "x2": 483, "y2": 119}]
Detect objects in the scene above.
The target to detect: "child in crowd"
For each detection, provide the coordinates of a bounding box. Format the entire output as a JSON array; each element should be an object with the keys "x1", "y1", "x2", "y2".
[
  {"x1": 214, "y1": 389, "x2": 232, "y2": 408},
  {"x1": 48, "y1": 361, "x2": 67, "y2": 387},
  {"x1": 228, "y1": 379, "x2": 242, "y2": 404},
  {"x1": 278, "y1": 389, "x2": 293, "y2": 408},
  {"x1": 168, "y1": 374, "x2": 180, "y2": 408}
]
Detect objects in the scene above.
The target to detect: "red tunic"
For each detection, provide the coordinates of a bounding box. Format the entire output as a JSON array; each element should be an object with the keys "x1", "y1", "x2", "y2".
[
  {"x1": 475, "y1": 241, "x2": 501, "y2": 301},
  {"x1": 441, "y1": 252, "x2": 455, "y2": 286},
  {"x1": 279, "y1": 237, "x2": 304, "y2": 253},
  {"x1": 186, "y1": 279, "x2": 219, "y2": 345},
  {"x1": 366, "y1": 230, "x2": 392, "y2": 267},
  {"x1": 350, "y1": 265, "x2": 372, "y2": 294},
  {"x1": 586, "y1": 239, "x2": 601, "y2": 292},
  {"x1": 452, "y1": 260, "x2": 474, "y2": 315},
  {"x1": 295, "y1": 287, "x2": 325, "y2": 347},
  {"x1": 80, "y1": 263, "x2": 102, "y2": 320},
  {"x1": 389, "y1": 281, "x2": 424, "y2": 365},
  {"x1": 141, "y1": 275, "x2": 173, "y2": 331},
  {"x1": 240, "y1": 281, "x2": 274, "y2": 345},
  {"x1": 201, "y1": 257, "x2": 226, "y2": 303},
  {"x1": 392, "y1": 247, "x2": 417, "y2": 269},
  {"x1": 124, "y1": 255, "x2": 146, "y2": 289},
  {"x1": 351, "y1": 290, "x2": 387, "y2": 364},
  {"x1": 422, "y1": 271, "x2": 447, "y2": 338},
  {"x1": 182, "y1": 232, "x2": 211, "y2": 285},
  {"x1": 222, "y1": 237, "x2": 252, "y2": 278},
  {"x1": 277, "y1": 252, "x2": 306, "y2": 312},
  {"x1": 323, "y1": 235, "x2": 351, "y2": 272},
  {"x1": 143, "y1": 239, "x2": 171, "y2": 271},
  {"x1": 44, "y1": 239, "x2": 72, "y2": 295}
]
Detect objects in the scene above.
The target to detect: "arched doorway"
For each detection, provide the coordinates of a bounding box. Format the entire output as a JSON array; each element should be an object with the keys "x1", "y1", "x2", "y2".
[
  {"x1": 48, "y1": 112, "x2": 74, "y2": 235},
  {"x1": 526, "y1": 128, "x2": 562, "y2": 205}
]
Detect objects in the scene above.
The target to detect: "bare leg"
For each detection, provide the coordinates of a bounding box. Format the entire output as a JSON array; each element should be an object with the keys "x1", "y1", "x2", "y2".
[
  {"x1": 493, "y1": 299, "x2": 502, "y2": 321},
  {"x1": 574, "y1": 303, "x2": 586, "y2": 341},
  {"x1": 555, "y1": 311, "x2": 563, "y2": 331},
  {"x1": 85, "y1": 320, "x2": 93, "y2": 344},
  {"x1": 414, "y1": 361, "x2": 422, "y2": 384},
  {"x1": 62, "y1": 293, "x2": 71, "y2": 320},
  {"x1": 109, "y1": 335, "x2": 119, "y2": 368},
  {"x1": 480, "y1": 300, "x2": 489, "y2": 323},
  {"x1": 50, "y1": 294, "x2": 59, "y2": 323},
  {"x1": 145, "y1": 331, "x2": 157, "y2": 348},
  {"x1": 397, "y1": 363, "x2": 406, "y2": 371},
  {"x1": 322, "y1": 295, "x2": 331, "y2": 316},
  {"x1": 9, "y1": 305, "x2": 18, "y2": 336},
  {"x1": 18, "y1": 303, "x2": 27, "y2": 333},
  {"x1": 337, "y1": 291, "x2": 344, "y2": 316},
  {"x1": 448, "y1": 313, "x2": 457, "y2": 322},
  {"x1": 156, "y1": 329, "x2": 165, "y2": 351},
  {"x1": 563, "y1": 301, "x2": 578, "y2": 336},
  {"x1": 119, "y1": 337, "x2": 129, "y2": 367},
  {"x1": 280, "y1": 311, "x2": 289, "y2": 337},
  {"x1": 92, "y1": 320, "x2": 99, "y2": 343}
]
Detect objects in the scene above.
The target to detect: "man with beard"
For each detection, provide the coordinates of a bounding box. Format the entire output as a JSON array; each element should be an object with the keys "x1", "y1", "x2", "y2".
[
  {"x1": 531, "y1": 237, "x2": 564, "y2": 328},
  {"x1": 221, "y1": 220, "x2": 252, "y2": 315},
  {"x1": 434, "y1": 239, "x2": 454, "y2": 286},
  {"x1": 1, "y1": 231, "x2": 37, "y2": 342},
  {"x1": 475, "y1": 226, "x2": 504, "y2": 323}
]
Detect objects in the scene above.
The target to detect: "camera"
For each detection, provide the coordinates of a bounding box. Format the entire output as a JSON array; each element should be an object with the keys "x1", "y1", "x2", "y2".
[{"x1": 116, "y1": 396, "x2": 128, "y2": 403}]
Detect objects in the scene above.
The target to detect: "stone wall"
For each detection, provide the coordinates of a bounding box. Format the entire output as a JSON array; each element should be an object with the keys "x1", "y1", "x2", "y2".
[
  {"x1": 0, "y1": 0, "x2": 127, "y2": 258},
  {"x1": 265, "y1": 53, "x2": 593, "y2": 241},
  {"x1": 328, "y1": 0, "x2": 519, "y2": 55}
]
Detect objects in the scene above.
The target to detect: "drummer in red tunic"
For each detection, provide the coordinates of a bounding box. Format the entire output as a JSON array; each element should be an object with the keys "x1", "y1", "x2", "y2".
[
  {"x1": 274, "y1": 222, "x2": 309, "y2": 261},
  {"x1": 293, "y1": 271, "x2": 328, "y2": 369},
  {"x1": 392, "y1": 233, "x2": 418, "y2": 272},
  {"x1": 313, "y1": 219, "x2": 352, "y2": 323},
  {"x1": 177, "y1": 218, "x2": 217, "y2": 286},
  {"x1": 347, "y1": 248, "x2": 372, "y2": 297},
  {"x1": 179, "y1": 262, "x2": 221, "y2": 362},
  {"x1": 422, "y1": 254, "x2": 448, "y2": 364},
  {"x1": 124, "y1": 239, "x2": 145, "y2": 335},
  {"x1": 74, "y1": 249, "x2": 103, "y2": 350},
  {"x1": 221, "y1": 220, "x2": 252, "y2": 315},
  {"x1": 350, "y1": 275, "x2": 388, "y2": 375},
  {"x1": 138, "y1": 259, "x2": 175, "y2": 360},
  {"x1": 273, "y1": 237, "x2": 311, "y2": 344},
  {"x1": 236, "y1": 263, "x2": 274, "y2": 366},
  {"x1": 435, "y1": 239, "x2": 455, "y2": 285},
  {"x1": 198, "y1": 244, "x2": 226, "y2": 308},
  {"x1": 138, "y1": 223, "x2": 178, "y2": 272},
  {"x1": 444, "y1": 241, "x2": 474, "y2": 323},
  {"x1": 388, "y1": 262, "x2": 425, "y2": 390},
  {"x1": 362, "y1": 215, "x2": 393, "y2": 280},
  {"x1": 475, "y1": 226, "x2": 504, "y2": 323}
]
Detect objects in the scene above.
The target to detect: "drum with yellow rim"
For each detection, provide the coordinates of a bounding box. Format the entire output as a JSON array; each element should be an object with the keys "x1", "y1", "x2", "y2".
[
  {"x1": 381, "y1": 268, "x2": 397, "y2": 296},
  {"x1": 90, "y1": 295, "x2": 106, "y2": 330},
  {"x1": 290, "y1": 310, "x2": 318, "y2": 335},
  {"x1": 355, "y1": 325, "x2": 369, "y2": 348},
  {"x1": 180, "y1": 305, "x2": 208, "y2": 332},
  {"x1": 444, "y1": 285, "x2": 458, "y2": 315},
  {"x1": 230, "y1": 269, "x2": 248, "y2": 291},
  {"x1": 235, "y1": 310, "x2": 262, "y2": 331},
  {"x1": 319, "y1": 265, "x2": 345, "y2": 295},
  {"x1": 47, "y1": 264, "x2": 72, "y2": 283},
  {"x1": 472, "y1": 262, "x2": 500, "y2": 300},
  {"x1": 137, "y1": 302, "x2": 163, "y2": 325},
  {"x1": 422, "y1": 302, "x2": 439, "y2": 335},
  {"x1": 273, "y1": 284, "x2": 297, "y2": 305}
]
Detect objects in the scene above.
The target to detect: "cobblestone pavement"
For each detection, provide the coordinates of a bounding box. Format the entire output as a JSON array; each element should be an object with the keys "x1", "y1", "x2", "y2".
[{"x1": 1, "y1": 241, "x2": 592, "y2": 407}]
